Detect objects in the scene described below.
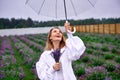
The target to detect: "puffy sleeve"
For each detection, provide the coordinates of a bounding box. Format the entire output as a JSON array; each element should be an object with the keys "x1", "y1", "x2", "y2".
[
  {"x1": 36, "y1": 52, "x2": 55, "y2": 80},
  {"x1": 66, "y1": 33, "x2": 86, "y2": 61}
]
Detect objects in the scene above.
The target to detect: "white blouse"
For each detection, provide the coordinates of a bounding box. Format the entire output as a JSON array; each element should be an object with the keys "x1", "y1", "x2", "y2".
[{"x1": 36, "y1": 33, "x2": 86, "y2": 80}]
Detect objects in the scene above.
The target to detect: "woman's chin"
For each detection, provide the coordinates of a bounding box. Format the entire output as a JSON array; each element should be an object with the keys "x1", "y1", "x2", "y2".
[{"x1": 53, "y1": 39, "x2": 62, "y2": 42}]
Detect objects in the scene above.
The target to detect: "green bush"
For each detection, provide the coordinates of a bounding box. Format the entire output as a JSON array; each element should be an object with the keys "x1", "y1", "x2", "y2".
[
  {"x1": 108, "y1": 72, "x2": 120, "y2": 80},
  {"x1": 0, "y1": 56, "x2": 2, "y2": 60},
  {"x1": 86, "y1": 49, "x2": 93, "y2": 54},
  {"x1": 92, "y1": 57, "x2": 105, "y2": 66},
  {"x1": 81, "y1": 56, "x2": 89, "y2": 63},
  {"x1": 104, "y1": 53, "x2": 114, "y2": 59},
  {"x1": 90, "y1": 46, "x2": 99, "y2": 50},
  {"x1": 75, "y1": 67, "x2": 85, "y2": 77},
  {"x1": 115, "y1": 56, "x2": 120, "y2": 64},
  {"x1": 93, "y1": 51, "x2": 101, "y2": 56},
  {"x1": 105, "y1": 63, "x2": 115, "y2": 72},
  {"x1": 87, "y1": 71, "x2": 106, "y2": 80},
  {"x1": 73, "y1": 60, "x2": 82, "y2": 64},
  {"x1": 101, "y1": 46, "x2": 108, "y2": 52},
  {"x1": 111, "y1": 48, "x2": 117, "y2": 53}
]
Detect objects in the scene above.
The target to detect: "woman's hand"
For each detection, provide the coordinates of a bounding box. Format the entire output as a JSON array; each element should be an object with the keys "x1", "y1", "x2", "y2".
[
  {"x1": 64, "y1": 21, "x2": 72, "y2": 33},
  {"x1": 53, "y1": 62, "x2": 61, "y2": 71}
]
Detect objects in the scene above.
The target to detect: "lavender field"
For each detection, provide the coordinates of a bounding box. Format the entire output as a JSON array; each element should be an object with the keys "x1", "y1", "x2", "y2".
[{"x1": 0, "y1": 33, "x2": 120, "y2": 80}]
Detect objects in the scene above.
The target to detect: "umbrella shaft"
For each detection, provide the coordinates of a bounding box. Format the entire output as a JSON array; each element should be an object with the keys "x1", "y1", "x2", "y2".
[{"x1": 63, "y1": 0, "x2": 68, "y2": 21}]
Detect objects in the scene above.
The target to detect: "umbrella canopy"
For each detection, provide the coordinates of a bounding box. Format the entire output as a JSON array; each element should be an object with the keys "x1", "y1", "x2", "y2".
[{"x1": 25, "y1": 0, "x2": 98, "y2": 20}]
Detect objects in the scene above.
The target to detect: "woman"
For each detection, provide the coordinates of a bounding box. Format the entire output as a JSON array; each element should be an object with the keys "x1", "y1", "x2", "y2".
[{"x1": 36, "y1": 22, "x2": 86, "y2": 80}]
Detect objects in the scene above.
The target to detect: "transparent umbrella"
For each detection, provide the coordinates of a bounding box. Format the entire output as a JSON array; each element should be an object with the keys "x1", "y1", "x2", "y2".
[
  {"x1": 25, "y1": 0, "x2": 98, "y2": 21},
  {"x1": 25, "y1": 0, "x2": 98, "y2": 33}
]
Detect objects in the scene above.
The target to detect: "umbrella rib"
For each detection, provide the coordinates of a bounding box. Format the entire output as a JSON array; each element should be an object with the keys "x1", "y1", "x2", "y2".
[
  {"x1": 55, "y1": 0, "x2": 57, "y2": 18},
  {"x1": 25, "y1": 0, "x2": 30, "y2": 4},
  {"x1": 87, "y1": 0, "x2": 95, "y2": 7},
  {"x1": 70, "y1": 0, "x2": 77, "y2": 16},
  {"x1": 38, "y1": 0, "x2": 46, "y2": 14}
]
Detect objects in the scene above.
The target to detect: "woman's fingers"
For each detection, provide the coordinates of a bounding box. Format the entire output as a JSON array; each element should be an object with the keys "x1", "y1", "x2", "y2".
[
  {"x1": 64, "y1": 22, "x2": 70, "y2": 27},
  {"x1": 53, "y1": 62, "x2": 61, "y2": 71},
  {"x1": 64, "y1": 22, "x2": 72, "y2": 32}
]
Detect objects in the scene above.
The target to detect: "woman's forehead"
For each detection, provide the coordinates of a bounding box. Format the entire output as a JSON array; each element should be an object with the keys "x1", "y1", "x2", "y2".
[{"x1": 52, "y1": 28, "x2": 61, "y2": 32}]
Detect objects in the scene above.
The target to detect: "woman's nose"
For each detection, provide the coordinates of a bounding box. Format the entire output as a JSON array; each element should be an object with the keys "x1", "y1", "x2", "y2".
[{"x1": 56, "y1": 31, "x2": 60, "y2": 34}]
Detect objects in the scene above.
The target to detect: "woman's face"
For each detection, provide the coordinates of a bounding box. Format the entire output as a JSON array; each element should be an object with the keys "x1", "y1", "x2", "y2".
[{"x1": 50, "y1": 28, "x2": 62, "y2": 42}]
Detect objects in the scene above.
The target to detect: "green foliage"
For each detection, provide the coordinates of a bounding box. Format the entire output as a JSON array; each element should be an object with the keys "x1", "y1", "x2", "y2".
[
  {"x1": 90, "y1": 45, "x2": 99, "y2": 50},
  {"x1": 91, "y1": 57, "x2": 105, "y2": 66},
  {"x1": 73, "y1": 60, "x2": 82, "y2": 64},
  {"x1": 101, "y1": 46, "x2": 109, "y2": 52},
  {"x1": 86, "y1": 48, "x2": 93, "y2": 54},
  {"x1": 0, "y1": 56, "x2": 2, "y2": 60},
  {"x1": 93, "y1": 51, "x2": 101, "y2": 56},
  {"x1": 105, "y1": 63, "x2": 116, "y2": 72},
  {"x1": 104, "y1": 53, "x2": 114, "y2": 59},
  {"x1": 81, "y1": 56, "x2": 89, "y2": 63},
  {"x1": 111, "y1": 48, "x2": 117, "y2": 53},
  {"x1": 115, "y1": 56, "x2": 120, "y2": 64},
  {"x1": 87, "y1": 71, "x2": 106, "y2": 80},
  {"x1": 108, "y1": 72, "x2": 120, "y2": 80},
  {"x1": 75, "y1": 67, "x2": 85, "y2": 77}
]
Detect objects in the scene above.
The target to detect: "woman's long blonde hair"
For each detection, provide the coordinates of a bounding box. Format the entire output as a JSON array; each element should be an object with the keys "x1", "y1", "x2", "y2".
[{"x1": 45, "y1": 27, "x2": 66, "y2": 50}]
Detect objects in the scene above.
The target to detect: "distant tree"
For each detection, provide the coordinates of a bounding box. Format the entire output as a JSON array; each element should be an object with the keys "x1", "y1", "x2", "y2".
[
  {"x1": 0, "y1": 22, "x2": 4, "y2": 29},
  {"x1": 1, "y1": 18, "x2": 10, "y2": 29},
  {"x1": 0, "y1": 17, "x2": 120, "y2": 29},
  {"x1": 26, "y1": 18, "x2": 34, "y2": 27},
  {"x1": 115, "y1": 18, "x2": 120, "y2": 23},
  {"x1": 11, "y1": 18, "x2": 17, "y2": 28}
]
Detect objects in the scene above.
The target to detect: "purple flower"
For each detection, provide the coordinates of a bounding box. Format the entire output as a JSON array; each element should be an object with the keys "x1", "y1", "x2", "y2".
[
  {"x1": 11, "y1": 55, "x2": 16, "y2": 64},
  {"x1": 52, "y1": 49, "x2": 61, "y2": 63},
  {"x1": 0, "y1": 73, "x2": 5, "y2": 78}
]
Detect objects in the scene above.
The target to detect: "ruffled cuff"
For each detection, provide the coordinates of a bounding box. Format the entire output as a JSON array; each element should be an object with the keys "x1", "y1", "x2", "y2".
[{"x1": 67, "y1": 33, "x2": 73, "y2": 38}]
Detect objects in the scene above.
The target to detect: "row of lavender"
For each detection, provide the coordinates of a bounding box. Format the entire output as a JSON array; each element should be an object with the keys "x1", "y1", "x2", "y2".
[
  {"x1": 0, "y1": 33, "x2": 120, "y2": 79},
  {"x1": 0, "y1": 34, "x2": 46, "y2": 79},
  {"x1": 0, "y1": 36, "x2": 24, "y2": 79}
]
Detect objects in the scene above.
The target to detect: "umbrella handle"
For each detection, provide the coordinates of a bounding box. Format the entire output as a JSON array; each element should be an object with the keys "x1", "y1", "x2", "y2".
[
  {"x1": 65, "y1": 21, "x2": 76, "y2": 34},
  {"x1": 67, "y1": 27, "x2": 76, "y2": 34}
]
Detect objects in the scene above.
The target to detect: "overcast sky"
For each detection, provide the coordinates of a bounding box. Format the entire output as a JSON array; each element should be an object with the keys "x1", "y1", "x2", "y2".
[{"x1": 0, "y1": 0, "x2": 120, "y2": 21}]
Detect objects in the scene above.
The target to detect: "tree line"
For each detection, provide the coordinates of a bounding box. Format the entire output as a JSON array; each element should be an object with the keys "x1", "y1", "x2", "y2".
[{"x1": 0, "y1": 17, "x2": 120, "y2": 29}]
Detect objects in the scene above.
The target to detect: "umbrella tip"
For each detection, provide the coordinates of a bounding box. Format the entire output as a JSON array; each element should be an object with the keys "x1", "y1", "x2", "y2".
[{"x1": 66, "y1": 20, "x2": 68, "y2": 23}]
